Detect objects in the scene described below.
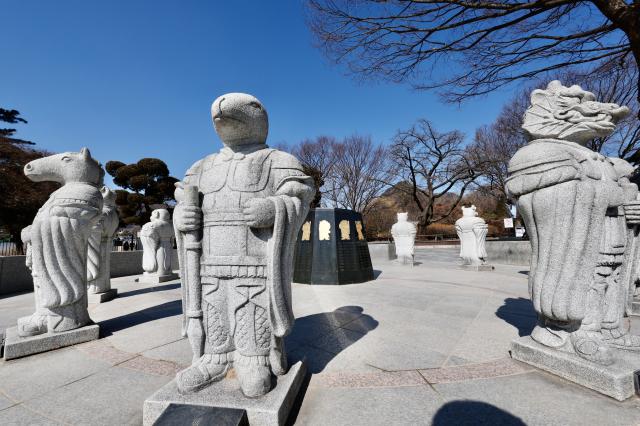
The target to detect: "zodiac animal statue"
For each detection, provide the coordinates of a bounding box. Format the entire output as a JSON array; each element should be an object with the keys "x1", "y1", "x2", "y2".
[
  {"x1": 86, "y1": 187, "x2": 119, "y2": 301},
  {"x1": 455, "y1": 205, "x2": 489, "y2": 267},
  {"x1": 139, "y1": 208, "x2": 177, "y2": 283},
  {"x1": 391, "y1": 212, "x2": 417, "y2": 265},
  {"x1": 506, "y1": 81, "x2": 637, "y2": 365},
  {"x1": 17, "y1": 148, "x2": 104, "y2": 336},
  {"x1": 173, "y1": 92, "x2": 315, "y2": 397}
]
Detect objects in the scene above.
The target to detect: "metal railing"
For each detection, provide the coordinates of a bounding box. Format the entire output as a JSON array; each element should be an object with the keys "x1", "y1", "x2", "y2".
[
  {"x1": 0, "y1": 242, "x2": 25, "y2": 256},
  {"x1": 1, "y1": 236, "x2": 179, "y2": 257}
]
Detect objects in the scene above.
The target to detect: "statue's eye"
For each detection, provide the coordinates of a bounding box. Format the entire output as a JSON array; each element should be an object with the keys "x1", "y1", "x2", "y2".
[
  {"x1": 249, "y1": 102, "x2": 261, "y2": 110},
  {"x1": 62, "y1": 156, "x2": 71, "y2": 162}
]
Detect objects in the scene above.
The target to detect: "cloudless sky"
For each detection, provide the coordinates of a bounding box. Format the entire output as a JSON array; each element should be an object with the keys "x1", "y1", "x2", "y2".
[{"x1": 1, "y1": 0, "x2": 518, "y2": 183}]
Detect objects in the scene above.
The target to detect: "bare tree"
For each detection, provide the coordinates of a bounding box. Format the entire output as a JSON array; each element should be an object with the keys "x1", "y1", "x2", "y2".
[
  {"x1": 288, "y1": 136, "x2": 338, "y2": 207},
  {"x1": 307, "y1": 0, "x2": 640, "y2": 113},
  {"x1": 327, "y1": 135, "x2": 391, "y2": 214},
  {"x1": 566, "y1": 58, "x2": 640, "y2": 158},
  {"x1": 389, "y1": 120, "x2": 481, "y2": 232},
  {"x1": 471, "y1": 58, "x2": 640, "y2": 211},
  {"x1": 469, "y1": 90, "x2": 530, "y2": 214}
]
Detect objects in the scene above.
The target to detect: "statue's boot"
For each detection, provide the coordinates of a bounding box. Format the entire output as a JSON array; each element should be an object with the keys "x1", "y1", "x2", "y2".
[
  {"x1": 601, "y1": 328, "x2": 640, "y2": 351},
  {"x1": 269, "y1": 336, "x2": 287, "y2": 376},
  {"x1": 48, "y1": 300, "x2": 91, "y2": 333},
  {"x1": 530, "y1": 323, "x2": 570, "y2": 349},
  {"x1": 235, "y1": 353, "x2": 272, "y2": 398},
  {"x1": 17, "y1": 313, "x2": 47, "y2": 337},
  {"x1": 176, "y1": 353, "x2": 231, "y2": 394},
  {"x1": 570, "y1": 329, "x2": 613, "y2": 365}
]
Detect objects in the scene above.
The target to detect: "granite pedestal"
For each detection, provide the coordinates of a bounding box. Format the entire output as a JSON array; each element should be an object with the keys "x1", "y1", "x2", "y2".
[
  {"x1": 87, "y1": 288, "x2": 118, "y2": 304},
  {"x1": 459, "y1": 264, "x2": 495, "y2": 271},
  {"x1": 136, "y1": 272, "x2": 179, "y2": 284},
  {"x1": 143, "y1": 361, "x2": 306, "y2": 426},
  {"x1": 393, "y1": 258, "x2": 415, "y2": 266},
  {"x1": 2, "y1": 323, "x2": 99, "y2": 360},
  {"x1": 511, "y1": 336, "x2": 640, "y2": 401}
]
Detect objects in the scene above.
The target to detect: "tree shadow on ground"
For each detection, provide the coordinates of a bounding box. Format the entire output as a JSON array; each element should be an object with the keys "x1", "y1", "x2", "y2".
[
  {"x1": 117, "y1": 282, "x2": 181, "y2": 298},
  {"x1": 285, "y1": 306, "x2": 378, "y2": 374},
  {"x1": 98, "y1": 299, "x2": 182, "y2": 337},
  {"x1": 432, "y1": 400, "x2": 526, "y2": 426},
  {"x1": 495, "y1": 297, "x2": 537, "y2": 337}
]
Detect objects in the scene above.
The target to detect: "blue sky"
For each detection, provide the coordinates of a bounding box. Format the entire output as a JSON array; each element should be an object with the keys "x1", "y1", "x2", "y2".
[{"x1": 1, "y1": 1, "x2": 518, "y2": 183}]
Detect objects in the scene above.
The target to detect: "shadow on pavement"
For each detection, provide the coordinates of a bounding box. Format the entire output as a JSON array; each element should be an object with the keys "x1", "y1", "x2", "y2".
[
  {"x1": 432, "y1": 400, "x2": 526, "y2": 425},
  {"x1": 98, "y1": 299, "x2": 182, "y2": 337},
  {"x1": 117, "y1": 282, "x2": 181, "y2": 298},
  {"x1": 286, "y1": 306, "x2": 378, "y2": 374},
  {"x1": 495, "y1": 297, "x2": 537, "y2": 337}
]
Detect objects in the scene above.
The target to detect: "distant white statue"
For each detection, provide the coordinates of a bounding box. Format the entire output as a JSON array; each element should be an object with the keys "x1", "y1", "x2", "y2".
[
  {"x1": 391, "y1": 212, "x2": 417, "y2": 265},
  {"x1": 86, "y1": 187, "x2": 119, "y2": 302},
  {"x1": 455, "y1": 205, "x2": 489, "y2": 267},
  {"x1": 138, "y1": 209, "x2": 178, "y2": 283}
]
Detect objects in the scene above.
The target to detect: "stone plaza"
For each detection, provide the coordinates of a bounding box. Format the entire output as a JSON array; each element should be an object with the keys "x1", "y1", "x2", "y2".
[{"x1": 2, "y1": 247, "x2": 640, "y2": 425}]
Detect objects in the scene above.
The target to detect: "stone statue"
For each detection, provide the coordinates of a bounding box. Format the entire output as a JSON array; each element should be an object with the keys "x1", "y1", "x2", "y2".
[
  {"x1": 139, "y1": 209, "x2": 178, "y2": 283},
  {"x1": 506, "y1": 80, "x2": 638, "y2": 365},
  {"x1": 391, "y1": 212, "x2": 416, "y2": 265},
  {"x1": 86, "y1": 187, "x2": 119, "y2": 302},
  {"x1": 17, "y1": 148, "x2": 104, "y2": 336},
  {"x1": 173, "y1": 92, "x2": 314, "y2": 397},
  {"x1": 455, "y1": 205, "x2": 489, "y2": 266},
  {"x1": 20, "y1": 225, "x2": 49, "y2": 330}
]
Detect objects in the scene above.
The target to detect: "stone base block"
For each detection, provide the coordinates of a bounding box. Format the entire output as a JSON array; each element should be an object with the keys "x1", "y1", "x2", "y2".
[
  {"x1": 143, "y1": 361, "x2": 306, "y2": 426},
  {"x1": 87, "y1": 288, "x2": 118, "y2": 304},
  {"x1": 459, "y1": 264, "x2": 495, "y2": 271},
  {"x1": 136, "y1": 272, "x2": 179, "y2": 284},
  {"x1": 3, "y1": 324, "x2": 99, "y2": 360},
  {"x1": 630, "y1": 301, "x2": 640, "y2": 316},
  {"x1": 511, "y1": 336, "x2": 640, "y2": 401},
  {"x1": 393, "y1": 256, "x2": 415, "y2": 266}
]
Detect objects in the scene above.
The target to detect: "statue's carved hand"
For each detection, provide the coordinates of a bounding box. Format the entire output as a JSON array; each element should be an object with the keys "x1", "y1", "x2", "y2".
[
  {"x1": 243, "y1": 198, "x2": 275, "y2": 228},
  {"x1": 175, "y1": 204, "x2": 202, "y2": 232},
  {"x1": 624, "y1": 200, "x2": 640, "y2": 225}
]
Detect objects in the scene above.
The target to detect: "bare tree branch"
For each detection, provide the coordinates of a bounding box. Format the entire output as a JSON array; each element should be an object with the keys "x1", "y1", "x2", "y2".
[
  {"x1": 388, "y1": 119, "x2": 483, "y2": 231},
  {"x1": 307, "y1": 0, "x2": 640, "y2": 110}
]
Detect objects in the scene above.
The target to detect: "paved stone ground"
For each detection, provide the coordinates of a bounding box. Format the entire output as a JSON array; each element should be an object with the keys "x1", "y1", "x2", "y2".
[{"x1": 1, "y1": 248, "x2": 639, "y2": 425}]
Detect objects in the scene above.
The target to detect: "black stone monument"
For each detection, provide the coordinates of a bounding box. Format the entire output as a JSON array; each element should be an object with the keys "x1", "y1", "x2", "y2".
[
  {"x1": 153, "y1": 404, "x2": 249, "y2": 426},
  {"x1": 293, "y1": 208, "x2": 374, "y2": 285}
]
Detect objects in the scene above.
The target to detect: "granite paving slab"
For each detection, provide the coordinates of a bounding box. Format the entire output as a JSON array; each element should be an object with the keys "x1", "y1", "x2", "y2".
[
  {"x1": 297, "y1": 385, "x2": 442, "y2": 426},
  {"x1": 434, "y1": 371, "x2": 640, "y2": 426},
  {"x1": 420, "y1": 357, "x2": 533, "y2": 384},
  {"x1": 22, "y1": 365, "x2": 171, "y2": 425},
  {"x1": 0, "y1": 403, "x2": 63, "y2": 425},
  {"x1": 0, "y1": 346, "x2": 112, "y2": 402}
]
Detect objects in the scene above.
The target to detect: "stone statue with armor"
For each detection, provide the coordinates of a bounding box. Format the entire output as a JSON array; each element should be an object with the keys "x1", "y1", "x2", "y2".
[
  {"x1": 173, "y1": 93, "x2": 314, "y2": 397},
  {"x1": 506, "y1": 81, "x2": 639, "y2": 365}
]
